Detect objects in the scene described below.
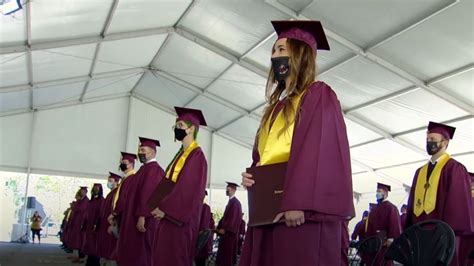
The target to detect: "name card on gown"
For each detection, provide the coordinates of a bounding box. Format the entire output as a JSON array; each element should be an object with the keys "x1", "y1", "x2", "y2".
[{"x1": 246, "y1": 162, "x2": 287, "y2": 227}]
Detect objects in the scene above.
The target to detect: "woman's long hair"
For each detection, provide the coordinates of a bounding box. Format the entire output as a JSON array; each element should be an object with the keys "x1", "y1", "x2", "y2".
[{"x1": 257, "y1": 38, "x2": 317, "y2": 138}]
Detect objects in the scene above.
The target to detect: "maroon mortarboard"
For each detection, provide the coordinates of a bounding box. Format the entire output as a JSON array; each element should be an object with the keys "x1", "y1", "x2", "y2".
[
  {"x1": 80, "y1": 186, "x2": 88, "y2": 191},
  {"x1": 377, "y1": 182, "x2": 391, "y2": 192},
  {"x1": 139, "y1": 137, "x2": 160, "y2": 151},
  {"x1": 271, "y1": 20, "x2": 330, "y2": 52},
  {"x1": 108, "y1": 172, "x2": 121, "y2": 182},
  {"x1": 93, "y1": 183, "x2": 102, "y2": 188},
  {"x1": 121, "y1": 152, "x2": 137, "y2": 162},
  {"x1": 174, "y1": 106, "x2": 207, "y2": 127},
  {"x1": 226, "y1": 182, "x2": 240, "y2": 188},
  {"x1": 427, "y1": 121, "x2": 456, "y2": 140}
]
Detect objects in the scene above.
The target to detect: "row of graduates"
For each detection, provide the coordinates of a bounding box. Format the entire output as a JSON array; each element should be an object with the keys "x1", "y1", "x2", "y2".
[
  {"x1": 350, "y1": 122, "x2": 474, "y2": 266},
  {"x1": 59, "y1": 106, "x2": 247, "y2": 266}
]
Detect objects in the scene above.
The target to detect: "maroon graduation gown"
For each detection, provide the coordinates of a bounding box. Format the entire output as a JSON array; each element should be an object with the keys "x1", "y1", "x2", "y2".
[
  {"x1": 82, "y1": 195, "x2": 104, "y2": 256},
  {"x1": 400, "y1": 213, "x2": 407, "y2": 230},
  {"x1": 216, "y1": 197, "x2": 242, "y2": 266},
  {"x1": 115, "y1": 161, "x2": 164, "y2": 266},
  {"x1": 405, "y1": 158, "x2": 473, "y2": 266},
  {"x1": 459, "y1": 184, "x2": 474, "y2": 266},
  {"x1": 365, "y1": 200, "x2": 401, "y2": 266},
  {"x1": 97, "y1": 188, "x2": 118, "y2": 260},
  {"x1": 238, "y1": 219, "x2": 246, "y2": 255},
  {"x1": 351, "y1": 219, "x2": 367, "y2": 241},
  {"x1": 195, "y1": 203, "x2": 214, "y2": 260},
  {"x1": 67, "y1": 196, "x2": 89, "y2": 250},
  {"x1": 63, "y1": 204, "x2": 75, "y2": 247},
  {"x1": 152, "y1": 148, "x2": 207, "y2": 266},
  {"x1": 239, "y1": 82, "x2": 354, "y2": 266}
]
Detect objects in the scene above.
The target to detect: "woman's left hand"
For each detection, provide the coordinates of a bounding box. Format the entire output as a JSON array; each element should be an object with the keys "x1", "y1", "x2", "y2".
[{"x1": 274, "y1": 210, "x2": 305, "y2": 228}]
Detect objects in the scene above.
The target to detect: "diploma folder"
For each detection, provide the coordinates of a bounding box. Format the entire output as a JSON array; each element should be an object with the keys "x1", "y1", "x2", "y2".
[
  {"x1": 148, "y1": 177, "x2": 175, "y2": 210},
  {"x1": 246, "y1": 162, "x2": 287, "y2": 227}
]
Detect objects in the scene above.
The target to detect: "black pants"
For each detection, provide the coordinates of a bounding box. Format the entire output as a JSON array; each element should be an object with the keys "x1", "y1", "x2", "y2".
[
  {"x1": 31, "y1": 229, "x2": 41, "y2": 242},
  {"x1": 85, "y1": 255, "x2": 100, "y2": 266},
  {"x1": 195, "y1": 258, "x2": 207, "y2": 266}
]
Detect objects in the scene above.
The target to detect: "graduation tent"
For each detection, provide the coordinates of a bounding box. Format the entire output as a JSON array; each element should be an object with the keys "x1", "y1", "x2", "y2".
[{"x1": 0, "y1": 0, "x2": 473, "y2": 229}]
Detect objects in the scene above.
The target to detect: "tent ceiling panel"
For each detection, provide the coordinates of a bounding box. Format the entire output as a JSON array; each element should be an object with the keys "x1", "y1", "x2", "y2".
[
  {"x1": 370, "y1": 0, "x2": 474, "y2": 80},
  {"x1": 85, "y1": 73, "x2": 142, "y2": 99},
  {"x1": 30, "y1": 0, "x2": 113, "y2": 42},
  {"x1": 316, "y1": 38, "x2": 356, "y2": 72},
  {"x1": 220, "y1": 116, "x2": 260, "y2": 146},
  {"x1": 107, "y1": 0, "x2": 191, "y2": 34},
  {"x1": 154, "y1": 34, "x2": 233, "y2": 88},
  {"x1": 321, "y1": 57, "x2": 413, "y2": 109},
  {"x1": 0, "y1": 112, "x2": 32, "y2": 168},
  {"x1": 187, "y1": 95, "x2": 241, "y2": 129},
  {"x1": 0, "y1": 89, "x2": 30, "y2": 112},
  {"x1": 277, "y1": 0, "x2": 313, "y2": 13},
  {"x1": 0, "y1": 10, "x2": 25, "y2": 45},
  {"x1": 0, "y1": 52, "x2": 28, "y2": 87},
  {"x1": 399, "y1": 118, "x2": 474, "y2": 155},
  {"x1": 94, "y1": 34, "x2": 167, "y2": 74},
  {"x1": 32, "y1": 43, "x2": 96, "y2": 82},
  {"x1": 345, "y1": 118, "x2": 382, "y2": 146},
  {"x1": 301, "y1": 0, "x2": 452, "y2": 48},
  {"x1": 351, "y1": 163, "x2": 367, "y2": 174},
  {"x1": 30, "y1": 98, "x2": 128, "y2": 175},
  {"x1": 245, "y1": 34, "x2": 276, "y2": 69},
  {"x1": 353, "y1": 89, "x2": 469, "y2": 134},
  {"x1": 350, "y1": 139, "x2": 426, "y2": 169},
  {"x1": 33, "y1": 82, "x2": 85, "y2": 108},
  {"x1": 180, "y1": 0, "x2": 288, "y2": 55},
  {"x1": 352, "y1": 172, "x2": 378, "y2": 194},
  {"x1": 435, "y1": 69, "x2": 474, "y2": 107},
  {"x1": 134, "y1": 72, "x2": 198, "y2": 109},
  {"x1": 206, "y1": 64, "x2": 267, "y2": 110}
]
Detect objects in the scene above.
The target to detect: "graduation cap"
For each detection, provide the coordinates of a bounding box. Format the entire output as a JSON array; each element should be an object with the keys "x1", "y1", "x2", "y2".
[
  {"x1": 80, "y1": 186, "x2": 88, "y2": 191},
  {"x1": 139, "y1": 137, "x2": 160, "y2": 151},
  {"x1": 121, "y1": 152, "x2": 137, "y2": 162},
  {"x1": 427, "y1": 121, "x2": 456, "y2": 140},
  {"x1": 174, "y1": 106, "x2": 207, "y2": 128},
  {"x1": 377, "y1": 183, "x2": 391, "y2": 192},
  {"x1": 226, "y1": 182, "x2": 240, "y2": 189},
  {"x1": 271, "y1": 20, "x2": 330, "y2": 52},
  {"x1": 108, "y1": 172, "x2": 121, "y2": 182},
  {"x1": 93, "y1": 183, "x2": 102, "y2": 188}
]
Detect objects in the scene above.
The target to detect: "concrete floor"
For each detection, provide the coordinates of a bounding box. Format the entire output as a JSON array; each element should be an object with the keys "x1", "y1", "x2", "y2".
[{"x1": 0, "y1": 241, "x2": 73, "y2": 266}]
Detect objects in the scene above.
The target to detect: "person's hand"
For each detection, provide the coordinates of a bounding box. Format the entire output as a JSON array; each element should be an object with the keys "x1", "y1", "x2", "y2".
[
  {"x1": 217, "y1": 229, "x2": 225, "y2": 235},
  {"x1": 107, "y1": 226, "x2": 114, "y2": 235},
  {"x1": 107, "y1": 214, "x2": 115, "y2": 225},
  {"x1": 151, "y1": 208, "x2": 165, "y2": 219},
  {"x1": 136, "y1": 216, "x2": 146, "y2": 232},
  {"x1": 384, "y1": 238, "x2": 394, "y2": 247},
  {"x1": 241, "y1": 172, "x2": 255, "y2": 188},
  {"x1": 274, "y1": 210, "x2": 305, "y2": 228}
]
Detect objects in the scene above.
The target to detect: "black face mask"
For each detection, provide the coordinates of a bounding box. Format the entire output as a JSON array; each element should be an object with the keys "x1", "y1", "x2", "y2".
[
  {"x1": 138, "y1": 153, "x2": 147, "y2": 164},
  {"x1": 426, "y1": 141, "x2": 441, "y2": 155},
  {"x1": 119, "y1": 163, "x2": 128, "y2": 172},
  {"x1": 174, "y1": 128, "x2": 187, "y2": 141},
  {"x1": 271, "y1": 56, "x2": 290, "y2": 83}
]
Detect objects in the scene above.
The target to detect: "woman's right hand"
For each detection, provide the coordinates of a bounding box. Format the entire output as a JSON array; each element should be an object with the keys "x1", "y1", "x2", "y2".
[{"x1": 241, "y1": 172, "x2": 255, "y2": 188}]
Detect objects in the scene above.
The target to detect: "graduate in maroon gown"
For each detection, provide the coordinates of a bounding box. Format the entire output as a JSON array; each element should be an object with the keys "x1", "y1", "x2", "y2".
[
  {"x1": 195, "y1": 191, "x2": 214, "y2": 266},
  {"x1": 238, "y1": 216, "x2": 246, "y2": 256},
  {"x1": 82, "y1": 183, "x2": 105, "y2": 266},
  {"x1": 114, "y1": 141, "x2": 164, "y2": 266},
  {"x1": 405, "y1": 122, "x2": 474, "y2": 266},
  {"x1": 240, "y1": 20, "x2": 354, "y2": 266},
  {"x1": 97, "y1": 172, "x2": 122, "y2": 263},
  {"x1": 399, "y1": 204, "x2": 407, "y2": 230},
  {"x1": 459, "y1": 172, "x2": 474, "y2": 266},
  {"x1": 216, "y1": 182, "x2": 243, "y2": 266},
  {"x1": 151, "y1": 107, "x2": 208, "y2": 266},
  {"x1": 351, "y1": 211, "x2": 369, "y2": 241},
  {"x1": 67, "y1": 187, "x2": 89, "y2": 263},
  {"x1": 364, "y1": 183, "x2": 401, "y2": 266}
]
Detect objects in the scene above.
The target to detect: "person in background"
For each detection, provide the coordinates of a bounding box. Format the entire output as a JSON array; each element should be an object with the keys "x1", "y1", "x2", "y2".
[
  {"x1": 399, "y1": 204, "x2": 407, "y2": 229},
  {"x1": 351, "y1": 211, "x2": 369, "y2": 241},
  {"x1": 30, "y1": 211, "x2": 42, "y2": 244}
]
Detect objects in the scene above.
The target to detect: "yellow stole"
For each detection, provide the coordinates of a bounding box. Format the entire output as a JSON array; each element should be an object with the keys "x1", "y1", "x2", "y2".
[
  {"x1": 413, "y1": 153, "x2": 450, "y2": 217},
  {"x1": 166, "y1": 141, "x2": 200, "y2": 183},
  {"x1": 66, "y1": 209, "x2": 72, "y2": 222},
  {"x1": 112, "y1": 170, "x2": 135, "y2": 211},
  {"x1": 257, "y1": 92, "x2": 304, "y2": 166}
]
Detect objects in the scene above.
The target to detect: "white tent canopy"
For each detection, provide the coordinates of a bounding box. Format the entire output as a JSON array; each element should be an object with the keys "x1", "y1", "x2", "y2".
[{"x1": 0, "y1": 0, "x2": 473, "y2": 210}]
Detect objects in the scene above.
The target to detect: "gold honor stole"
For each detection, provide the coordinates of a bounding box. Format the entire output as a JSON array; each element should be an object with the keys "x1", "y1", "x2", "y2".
[
  {"x1": 166, "y1": 141, "x2": 200, "y2": 183},
  {"x1": 257, "y1": 92, "x2": 304, "y2": 166},
  {"x1": 413, "y1": 153, "x2": 450, "y2": 217},
  {"x1": 112, "y1": 170, "x2": 136, "y2": 211}
]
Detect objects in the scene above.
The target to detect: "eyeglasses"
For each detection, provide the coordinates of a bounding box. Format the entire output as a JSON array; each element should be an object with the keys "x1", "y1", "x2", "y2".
[{"x1": 172, "y1": 122, "x2": 189, "y2": 130}]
